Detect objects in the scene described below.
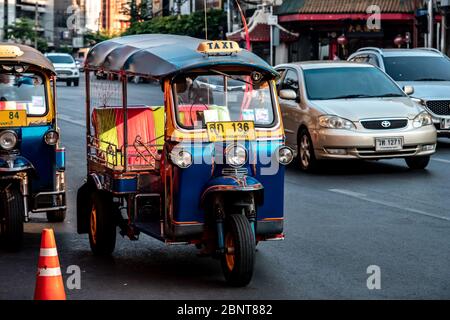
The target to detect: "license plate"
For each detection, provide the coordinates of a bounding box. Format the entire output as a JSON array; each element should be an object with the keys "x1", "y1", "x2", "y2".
[
  {"x1": 206, "y1": 121, "x2": 256, "y2": 142},
  {"x1": 375, "y1": 137, "x2": 403, "y2": 151},
  {"x1": 440, "y1": 118, "x2": 450, "y2": 129},
  {"x1": 0, "y1": 110, "x2": 27, "y2": 127}
]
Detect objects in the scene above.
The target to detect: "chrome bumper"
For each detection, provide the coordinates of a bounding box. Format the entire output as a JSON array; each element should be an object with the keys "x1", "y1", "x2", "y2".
[{"x1": 312, "y1": 125, "x2": 437, "y2": 160}]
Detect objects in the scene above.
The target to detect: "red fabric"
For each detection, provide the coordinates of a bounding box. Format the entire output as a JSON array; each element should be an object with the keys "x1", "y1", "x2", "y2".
[{"x1": 178, "y1": 104, "x2": 208, "y2": 126}]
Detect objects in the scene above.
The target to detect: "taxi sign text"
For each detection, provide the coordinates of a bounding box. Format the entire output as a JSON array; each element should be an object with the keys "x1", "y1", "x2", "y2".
[
  {"x1": 197, "y1": 41, "x2": 241, "y2": 55},
  {"x1": 207, "y1": 121, "x2": 256, "y2": 142},
  {"x1": 0, "y1": 46, "x2": 24, "y2": 58}
]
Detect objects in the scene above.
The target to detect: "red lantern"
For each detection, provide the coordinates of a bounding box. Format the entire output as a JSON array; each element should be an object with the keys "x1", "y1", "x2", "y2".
[
  {"x1": 337, "y1": 34, "x2": 348, "y2": 47},
  {"x1": 394, "y1": 35, "x2": 404, "y2": 48}
]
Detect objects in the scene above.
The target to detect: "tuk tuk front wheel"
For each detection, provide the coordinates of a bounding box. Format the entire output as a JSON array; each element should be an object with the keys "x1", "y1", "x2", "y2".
[
  {"x1": 221, "y1": 214, "x2": 255, "y2": 287},
  {"x1": 88, "y1": 190, "x2": 116, "y2": 256},
  {"x1": 0, "y1": 184, "x2": 24, "y2": 251}
]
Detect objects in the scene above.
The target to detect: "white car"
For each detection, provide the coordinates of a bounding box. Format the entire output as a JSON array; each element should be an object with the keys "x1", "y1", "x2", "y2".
[{"x1": 45, "y1": 53, "x2": 80, "y2": 87}]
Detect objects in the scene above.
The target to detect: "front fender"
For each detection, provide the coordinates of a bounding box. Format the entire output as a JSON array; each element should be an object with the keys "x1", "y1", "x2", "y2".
[
  {"x1": 201, "y1": 175, "x2": 264, "y2": 207},
  {"x1": 0, "y1": 154, "x2": 35, "y2": 173}
]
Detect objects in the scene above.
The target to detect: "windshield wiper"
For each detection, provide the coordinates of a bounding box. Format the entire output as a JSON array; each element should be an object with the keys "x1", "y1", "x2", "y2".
[
  {"x1": 414, "y1": 78, "x2": 448, "y2": 81},
  {"x1": 374, "y1": 93, "x2": 405, "y2": 98},
  {"x1": 331, "y1": 94, "x2": 374, "y2": 99},
  {"x1": 210, "y1": 69, "x2": 253, "y2": 85}
]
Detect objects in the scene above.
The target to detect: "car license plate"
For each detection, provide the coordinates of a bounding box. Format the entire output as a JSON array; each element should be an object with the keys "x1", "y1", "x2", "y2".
[
  {"x1": 0, "y1": 110, "x2": 27, "y2": 127},
  {"x1": 207, "y1": 121, "x2": 256, "y2": 142},
  {"x1": 375, "y1": 137, "x2": 403, "y2": 151},
  {"x1": 440, "y1": 118, "x2": 450, "y2": 129}
]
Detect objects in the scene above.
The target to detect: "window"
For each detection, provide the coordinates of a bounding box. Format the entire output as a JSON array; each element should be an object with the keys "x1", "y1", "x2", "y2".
[
  {"x1": 281, "y1": 70, "x2": 299, "y2": 92},
  {"x1": 173, "y1": 75, "x2": 276, "y2": 129},
  {"x1": 275, "y1": 68, "x2": 286, "y2": 90},
  {"x1": 350, "y1": 55, "x2": 369, "y2": 63},
  {"x1": 303, "y1": 67, "x2": 405, "y2": 100},
  {"x1": 383, "y1": 56, "x2": 450, "y2": 81},
  {"x1": 0, "y1": 73, "x2": 47, "y2": 116},
  {"x1": 47, "y1": 55, "x2": 74, "y2": 64},
  {"x1": 367, "y1": 55, "x2": 380, "y2": 67}
]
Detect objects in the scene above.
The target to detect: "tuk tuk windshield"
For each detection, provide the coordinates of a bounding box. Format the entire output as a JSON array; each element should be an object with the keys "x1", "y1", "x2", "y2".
[
  {"x1": 173, "y1": 75, "x2": 276, "y2": 129},
  {"x1": 0, "y1": 73, "x2": 47, "y2": 116}
]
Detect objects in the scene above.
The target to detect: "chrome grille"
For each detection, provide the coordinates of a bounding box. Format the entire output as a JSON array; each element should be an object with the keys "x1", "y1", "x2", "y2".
[
  {"x1": 361, "y1": 119, "x2": 408, "y2": 129},
  {"x1": 426, "y1": 100, "x2": 450, "y2": 116},
  {"x1": 57, "y1": 70, "x2": 73, "y2": 75},
  {"x1": 222, "y1": 167, "x2": 248, "y2": 177}
]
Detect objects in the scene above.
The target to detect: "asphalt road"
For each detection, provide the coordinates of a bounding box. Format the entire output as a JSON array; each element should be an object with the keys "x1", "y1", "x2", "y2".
[{"x1": 1, "y1": 76, "x2": 449, "y2": 299}]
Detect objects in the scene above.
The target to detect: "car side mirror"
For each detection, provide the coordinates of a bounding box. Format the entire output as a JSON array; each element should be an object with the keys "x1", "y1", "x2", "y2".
[
  {"x1": 403, "y1": 85, "x2": 414, "y2": 95},
  {"x1": 279, "y1": 89, "x2": 299, "y2": 101}
]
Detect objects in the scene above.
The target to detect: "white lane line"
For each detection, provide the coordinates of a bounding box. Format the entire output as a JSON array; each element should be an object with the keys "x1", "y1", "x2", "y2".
[
  {"x1": 329, "y1": 188, "x2": 450, "y2": 222},
  {"x1": 58, "y1": 114, "x2": 85, "y2": 127},
  {"x1": 432, "y1": 158, "x2": 450, "y2": 164}
]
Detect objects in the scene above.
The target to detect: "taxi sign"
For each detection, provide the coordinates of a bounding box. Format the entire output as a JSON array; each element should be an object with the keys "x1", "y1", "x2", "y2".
[
  {"x1": 197, "y1": 41, "x2": 241, "y2": 55},
  {"x1": 207, "y1": 121, "x2": 256, "y2": 142},
  {"x1": 0, "y1": 45, "x2": 24, "y2": 58},
  {"x1": 0, "y1": 110, "x2": 27, "y2": 127}
]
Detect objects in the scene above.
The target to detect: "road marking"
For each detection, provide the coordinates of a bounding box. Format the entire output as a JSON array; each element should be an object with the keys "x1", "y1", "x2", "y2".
[
  {"x1": 58, "y1": 114, "x2": 85, "y2": 127},
  {"x1": 329, "y1": 188, "x2": 450, "y2": 222},
  {"x1": 432, "y1": 157, "x2": 450, "y2": 164}
]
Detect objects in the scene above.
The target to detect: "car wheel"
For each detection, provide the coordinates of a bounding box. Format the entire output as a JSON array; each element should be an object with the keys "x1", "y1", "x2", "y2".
[
  {"x1": 298, "y1": 129, "x2": 318, "y2": 172},
  {"x1": 405, "y1": 156, "x2": 430, "y2": 170},
  {"x1": 66, "y1": 81, "x2": 71, "y2": 87},
  {"x1": 74, "y1": 80, "x2": 79, "y2": 87}
]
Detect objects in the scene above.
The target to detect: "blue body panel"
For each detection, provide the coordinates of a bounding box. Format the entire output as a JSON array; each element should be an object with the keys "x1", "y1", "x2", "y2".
[
  {"x1": 20, "y1": 125, "x2": 55, "y2": 192},
  {"x1": 56, "y1": 148, "x2": 65, "y2": 170},
  {"x1": 172, "y1": 140, "x2": 285, "y2": 223},
  {"x1": 113, "y1": 177, "x2": 137, "y2": 193}
]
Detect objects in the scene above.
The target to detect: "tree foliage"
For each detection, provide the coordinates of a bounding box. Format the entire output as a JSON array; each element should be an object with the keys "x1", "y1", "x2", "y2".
[
  {"x1": 7, "y1": 18, "x2": 48, "y2": 52},
  {"x1": 122, "y1": 0, "x2": 152, "y2": 25},
  {"x1": 84, "y1": 31, "x2": 113, "y2": 47},
  {"x1": 123, "y1": 9, "x2": 227, "y2": 40}
]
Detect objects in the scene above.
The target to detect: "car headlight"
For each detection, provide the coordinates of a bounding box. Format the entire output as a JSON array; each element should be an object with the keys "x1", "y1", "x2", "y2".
[
  {"x1": 0, "y1": 130, "x2": 18, "y2": 150},
  {"x1": 277, "y1": 146, "x2": 294, "y2": 165},
  {"x1": 225, "y1": 144, "x2": 247, "y2": 168},
  {"x1": 319, "y1": 115, "x2": 356, "y2": 130},
  {"x1": 413, "y1": 112, "x2": 433, "y2": 128},
  {"x1": 44, "y1": 130, "x2": 59, "y2": 145},
  {"x1": 170, "y1": 149, "x2": 192, "y2": 168}
]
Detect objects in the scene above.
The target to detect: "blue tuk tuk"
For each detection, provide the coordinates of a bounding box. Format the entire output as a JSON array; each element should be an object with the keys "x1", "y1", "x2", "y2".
[
  {"x1": 0, "y1": 44, "x2": 66, "y2": 251},
  {"x1": 77, "y1": 35, "x2": 293, "y2": 286}
]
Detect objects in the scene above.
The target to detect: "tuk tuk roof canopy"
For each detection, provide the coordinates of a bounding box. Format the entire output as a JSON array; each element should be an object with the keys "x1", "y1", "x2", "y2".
[
  {"x1": 85, "y1": 34, "x2": 278, "y2": 78},
  {"x1": 0, "y1": 43, "x2": 55, "y2": 74}
]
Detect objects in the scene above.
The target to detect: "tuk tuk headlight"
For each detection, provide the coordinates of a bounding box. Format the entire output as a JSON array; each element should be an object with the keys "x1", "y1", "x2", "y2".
[
  {"x1": 44, "y1": 130, "x2": 59, "y2": 145},
  {"x1": 225, "y1": 144, "x2": 247, "y2": 168},
  {"x1": 413, "y1": 112, "x2": 433, "y2": 128},
  {"x1": 277, "y1": 146, "x2": 294, "y2": 165},
  {"x1": 0, "y1": 130, "x2": 18, "y2": 150},
  {"x1": 171, "y1": 149, "x2": 192, "y2": 168}
]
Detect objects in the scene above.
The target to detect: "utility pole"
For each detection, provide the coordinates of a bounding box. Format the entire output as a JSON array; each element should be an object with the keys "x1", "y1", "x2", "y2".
[
  {"x1": 428, "y1": 0, "x2": 434, "y2": 48},
  {"x1": 227, "y1": 0, "x2": 231, "y2": 33},
  {"x1": 34, "y1": 0, "x2": 39, "y2": 49}
]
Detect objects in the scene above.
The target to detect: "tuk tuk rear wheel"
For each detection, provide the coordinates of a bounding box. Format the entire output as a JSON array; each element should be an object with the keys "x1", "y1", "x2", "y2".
[
  {"x1": 0, "y1": 184, "x2": 24, "y2": 251},
  {"x1": 88, "y1": 190, "x2": 116, "y2": 256},
  {"x1": 221, "y1": 214, "x2": 255, "y2": 287}
]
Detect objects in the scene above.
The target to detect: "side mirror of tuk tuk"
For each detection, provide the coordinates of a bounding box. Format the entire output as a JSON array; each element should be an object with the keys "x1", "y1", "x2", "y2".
[{"x1": 279, "y1": 89, "x2": 299, "y2": 102}]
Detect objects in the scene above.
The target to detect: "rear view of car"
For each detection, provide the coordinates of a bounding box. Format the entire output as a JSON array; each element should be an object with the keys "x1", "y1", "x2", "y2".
[{"x1": 45, "y1": 53, "x2": 80, "y2": 87}]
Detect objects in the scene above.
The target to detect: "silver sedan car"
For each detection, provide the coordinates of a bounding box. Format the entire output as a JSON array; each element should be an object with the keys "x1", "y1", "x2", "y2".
[{"x1": 275, "y1": 62, "x2": 437, "y2": 172}]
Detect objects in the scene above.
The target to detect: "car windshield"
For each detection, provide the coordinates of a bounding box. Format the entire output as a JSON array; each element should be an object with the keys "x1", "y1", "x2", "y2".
[
  {"x1": 304, "y1": 67, "x2": 405, "y2": 100},
  {"x1": 0, "y1": 73, "x2": 47, "y2": 116},
  {"x1": 173, "y1": 75, "x2": 276, "y2": 129},
  {"x1": 47, "y1": 55, "x2": 74, "y2": 64},
  {"x1": 383, "y1": 56, "x2": 450, "y2": 81}
]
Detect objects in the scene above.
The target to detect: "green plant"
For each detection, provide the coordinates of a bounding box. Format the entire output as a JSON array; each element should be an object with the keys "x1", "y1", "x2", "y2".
[{"x1": 123, "y1": 10, "x2": 227, "y2": 40}]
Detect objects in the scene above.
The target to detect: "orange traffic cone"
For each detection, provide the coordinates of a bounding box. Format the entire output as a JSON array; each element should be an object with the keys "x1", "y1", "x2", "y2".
[{"x1": 34, "y1": 228, "x2": 66, "y2": 300}]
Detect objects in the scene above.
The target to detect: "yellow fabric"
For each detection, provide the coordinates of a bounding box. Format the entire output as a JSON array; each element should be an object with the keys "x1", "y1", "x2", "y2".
[
  {"x1": 152, "y1": 107, "x2": 165, "y2": 150},
  {"x1": 93, "y1": 108, "x2": 120, "y2": 165}
]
